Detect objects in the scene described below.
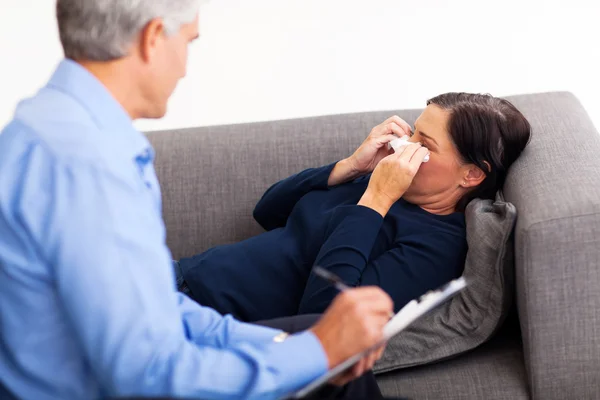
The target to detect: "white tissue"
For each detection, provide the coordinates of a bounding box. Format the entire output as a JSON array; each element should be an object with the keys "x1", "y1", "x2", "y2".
[{"x1": 388, "y1": 136, "x2": 430, "y2": 162}]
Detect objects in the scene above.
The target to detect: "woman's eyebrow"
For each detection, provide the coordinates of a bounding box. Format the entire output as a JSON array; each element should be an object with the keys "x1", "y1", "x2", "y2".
[{"x1": 419, "y1": 131, "x2": 439, "y2": 147}]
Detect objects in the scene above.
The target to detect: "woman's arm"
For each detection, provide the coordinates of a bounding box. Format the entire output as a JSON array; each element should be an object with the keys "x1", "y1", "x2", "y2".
[
  {"x1": 254, "y1": 116, "x2": 413, "y2": 231},
  {"x1": 298, "y1": 231, "x2": 466, "y2": 314},
  {"x1": 253, "y1": 159, "x2": 361, "y2": 231}
]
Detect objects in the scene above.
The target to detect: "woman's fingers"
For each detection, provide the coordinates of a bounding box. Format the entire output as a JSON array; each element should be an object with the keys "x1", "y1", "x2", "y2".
[
  {"x1": 409, "y1": 146, "x2": 430, "y2": 165},
  {"x1": 381, "y1": 115, "x2": 412, "y2": 136},
  {"x1": 395, "y1": 142, "x2": 429, "y2": 163},
  {"x1": 394, "y1": 142, "x2": 422, "y2": 159},
  {"x1": 374, "y1": 133, "x2": 402, "y2": 147},
  {"x1": 373, "y1": 121, "x2": 409, "y2": 139},
  {"x1": 390, "y1": 143, "x2": 428, "y2": 176},
  {"x1": 390, "y1": 116, "x2": 413, "y2": 136}
]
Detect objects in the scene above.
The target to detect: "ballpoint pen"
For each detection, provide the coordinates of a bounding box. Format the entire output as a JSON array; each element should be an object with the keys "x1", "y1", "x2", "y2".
[{"x1": 312, "y1": 266, "x2": 395, "y2": 319}]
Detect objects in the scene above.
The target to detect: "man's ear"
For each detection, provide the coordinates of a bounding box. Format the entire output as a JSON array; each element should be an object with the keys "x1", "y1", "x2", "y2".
[
  {"x1": 139, "y1": 18, "x2": 166, "y2": 63},
  {"x1": 461, "y1": 163, "x2": 487, "y2": 188}
]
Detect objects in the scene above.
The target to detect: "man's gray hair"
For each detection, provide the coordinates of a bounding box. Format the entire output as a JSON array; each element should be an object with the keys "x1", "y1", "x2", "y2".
[{"x1": 56, "y1": 0, "x2": 203, "y2": 61}]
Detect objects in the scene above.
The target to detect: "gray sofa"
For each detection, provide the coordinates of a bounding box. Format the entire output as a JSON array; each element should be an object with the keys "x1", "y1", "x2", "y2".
[{"x1": 147, "y1": 92, "x2": 600, "y2": 400}]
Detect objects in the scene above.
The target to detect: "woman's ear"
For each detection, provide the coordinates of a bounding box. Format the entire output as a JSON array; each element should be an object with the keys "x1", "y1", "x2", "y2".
[{"x1": 461, "y1": 164, "x2": 486, "y2": 188}]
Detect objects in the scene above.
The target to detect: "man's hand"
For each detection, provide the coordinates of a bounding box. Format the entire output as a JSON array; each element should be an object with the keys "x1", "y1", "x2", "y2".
[
  {"x1": 309, "y1": 287, "x2": 393, "y2": 371},
  {"x1": 327, "y1": 116, "x2": 412, "y2": 187},
  {"x1": 328, "y1": 344, "x2": 387, "y2": 386}
]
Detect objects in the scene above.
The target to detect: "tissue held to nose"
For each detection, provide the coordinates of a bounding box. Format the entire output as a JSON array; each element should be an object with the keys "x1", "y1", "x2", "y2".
[{"x1": 388, "y1": 136, "x2": 430, "y2": 162}]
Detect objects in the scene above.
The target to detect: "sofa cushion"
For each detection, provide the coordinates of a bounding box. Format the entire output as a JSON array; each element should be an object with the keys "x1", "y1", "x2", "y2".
[
  {"x1": 375, "y1": 192, "x2": 517, "y2": 372},
  {"x1": 376, "y1": 315, "x2": 528, "y2": 400}
]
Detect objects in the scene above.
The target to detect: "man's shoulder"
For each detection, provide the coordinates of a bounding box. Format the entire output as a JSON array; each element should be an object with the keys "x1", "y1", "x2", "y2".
[
  {"x1": 3, "y1": 87, "x2": 113, "y2": 165},
  {"x1": 0, "y1": 89, "x2": 142, "y2": 204}
]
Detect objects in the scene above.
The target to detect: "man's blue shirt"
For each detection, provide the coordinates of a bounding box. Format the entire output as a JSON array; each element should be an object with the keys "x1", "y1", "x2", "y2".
[{"x1": 0, "y1": 59, "x2": 327, "y2": 400}]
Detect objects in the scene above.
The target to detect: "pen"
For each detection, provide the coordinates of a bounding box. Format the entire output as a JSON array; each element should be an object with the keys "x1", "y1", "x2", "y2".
[{"x1": 312, "y1": 266, "x2": 395, "y2": 319}]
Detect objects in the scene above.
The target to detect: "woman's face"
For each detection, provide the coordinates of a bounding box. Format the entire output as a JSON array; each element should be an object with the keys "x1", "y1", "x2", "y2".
[{"x1": 403, "y1": 104, "x2": 468, "y2": 209}]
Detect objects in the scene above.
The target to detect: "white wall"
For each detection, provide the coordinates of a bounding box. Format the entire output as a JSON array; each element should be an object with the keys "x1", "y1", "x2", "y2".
[{"x1": 1, "y1": 0, "x2": 599, "y2": 132}]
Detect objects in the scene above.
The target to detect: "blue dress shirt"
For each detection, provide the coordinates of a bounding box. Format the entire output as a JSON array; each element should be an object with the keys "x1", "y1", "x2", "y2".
[{"x1": 0, "y1": 59, "x2": 327, "y2": 400}]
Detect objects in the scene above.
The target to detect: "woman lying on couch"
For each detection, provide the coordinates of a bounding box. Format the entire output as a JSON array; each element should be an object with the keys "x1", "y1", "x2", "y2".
[{"x1": 174, "y1": 92, "x2": 531, "y2": 322}]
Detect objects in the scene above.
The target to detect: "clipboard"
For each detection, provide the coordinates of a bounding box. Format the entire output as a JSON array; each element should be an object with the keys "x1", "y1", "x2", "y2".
[{"x1": 286, "y1": 277, "x2": 467, "y2": 399}]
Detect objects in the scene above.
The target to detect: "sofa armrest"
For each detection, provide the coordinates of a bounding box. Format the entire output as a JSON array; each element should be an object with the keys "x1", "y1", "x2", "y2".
[{"x1": 503, "y1": 92, "x2": 600, "y2": 400}]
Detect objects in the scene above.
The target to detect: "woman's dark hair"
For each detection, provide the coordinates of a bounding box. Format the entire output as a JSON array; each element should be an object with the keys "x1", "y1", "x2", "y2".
[{"x1": 426, "y1": 92, "x2": 531, "y2": 211}]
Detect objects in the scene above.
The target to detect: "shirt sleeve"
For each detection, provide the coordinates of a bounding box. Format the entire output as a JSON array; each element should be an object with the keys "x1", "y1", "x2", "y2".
[
  {"x1": 17, "y1": 145, "x2": 328, "y2": 399},
  {"x1": 253, "y1": 162, "x2": 338, "y2": 231},
  {"x1": 176, "y1": 292, "x2": 290, "y2": 347}
]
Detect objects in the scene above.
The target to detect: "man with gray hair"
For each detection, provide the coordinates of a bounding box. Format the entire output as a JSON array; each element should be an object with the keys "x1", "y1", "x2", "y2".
[{"x1": 0, "y1": 1, "x2": 396, "y2": 399}]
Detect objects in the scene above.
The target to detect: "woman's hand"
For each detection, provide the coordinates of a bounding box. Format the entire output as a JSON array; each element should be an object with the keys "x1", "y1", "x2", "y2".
[
  {"x1": 358, "y1": 142, "x2": 429, "y2": 217},
  {"x1": 349, "y1": 116, "x2": 413, "y2": 175},
  {"x1": 328, "y1": 116, "x2": 412, "y2": 186}
]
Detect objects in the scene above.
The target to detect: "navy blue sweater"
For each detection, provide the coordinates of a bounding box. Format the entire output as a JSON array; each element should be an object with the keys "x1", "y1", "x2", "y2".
[{"x1": 179, "y1": 163, "x2": 467, "y2": 322}]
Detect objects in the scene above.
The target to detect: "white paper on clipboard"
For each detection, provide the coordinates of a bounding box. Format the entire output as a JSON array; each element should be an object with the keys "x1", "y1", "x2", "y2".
[{"x1": 286, "y1": 277, "x2": 467, "y2": 399}]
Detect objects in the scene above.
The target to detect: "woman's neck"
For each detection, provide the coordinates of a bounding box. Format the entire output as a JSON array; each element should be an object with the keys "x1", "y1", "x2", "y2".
[
  {"x1": 403, "y1": 189, "x2": 463, "y2": 215},
  {"x1": 418, "y1": 202, "x2": 457, "y2": 215}
]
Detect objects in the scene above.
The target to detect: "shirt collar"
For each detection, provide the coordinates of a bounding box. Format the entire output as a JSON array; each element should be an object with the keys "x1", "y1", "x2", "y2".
[{"x1": 46, "y1": 59, "x2": 152, "y2": 158}]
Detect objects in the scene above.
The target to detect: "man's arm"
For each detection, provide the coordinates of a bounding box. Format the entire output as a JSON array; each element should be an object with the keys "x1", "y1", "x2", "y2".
[
  {"x1": 176, "y1": 292, "x2": 291, "y2": 346},
  {"x1": 17, "y1": 146, "x2": 327, "y2": 399}
]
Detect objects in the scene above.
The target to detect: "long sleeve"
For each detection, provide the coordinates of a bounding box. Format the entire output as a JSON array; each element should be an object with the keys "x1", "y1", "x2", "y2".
[
  {"x1": 253, "y1": 162, "x2": 337, "y2": 231},
  {"x1": 16, "y1": 146, "x2": 328, "y2": 400},
  {"x1": 356, "y1": 233, "x2": 464, "y2": 308},
  {"x1": 297, "y1": 204, "x2": 384, "y2": 313},
  {"x1": 176, "y1": 293, "x2": 289, "y2": 347},
  {"x1": 298, "y1": 207, "x2": 465, "y2": 314}
]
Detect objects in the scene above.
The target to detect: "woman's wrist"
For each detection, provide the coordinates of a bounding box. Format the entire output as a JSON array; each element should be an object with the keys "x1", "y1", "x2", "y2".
[
  {"x1": 327, "y1": 158, "x2": 363, "y2": 187},
  {"x1": 357, "y1": 189, "x2": 393, "y2": 217}
]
